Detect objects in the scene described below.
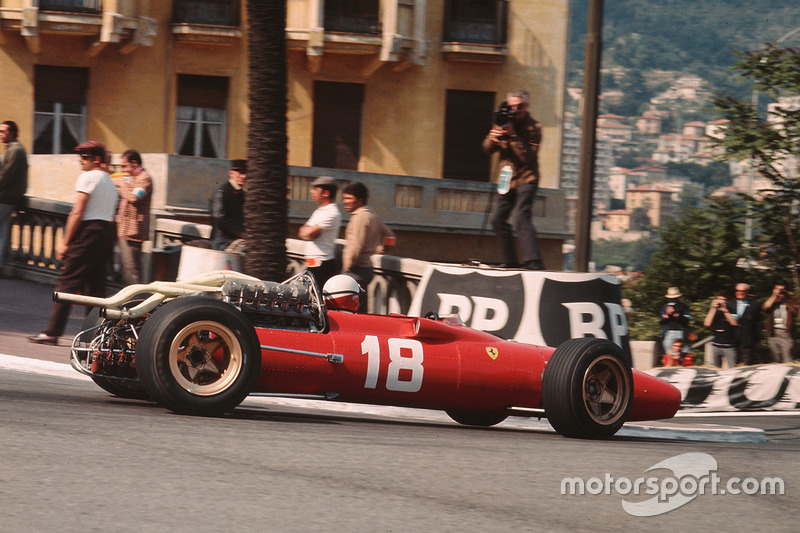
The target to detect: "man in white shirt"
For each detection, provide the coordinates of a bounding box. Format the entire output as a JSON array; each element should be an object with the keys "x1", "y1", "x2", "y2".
[
  {"x1": 29, "y1": 141, "x2": 118, "y2": 345},
  {"x1": 299, "y1": 176, "x2": 341, "y2": 287}
]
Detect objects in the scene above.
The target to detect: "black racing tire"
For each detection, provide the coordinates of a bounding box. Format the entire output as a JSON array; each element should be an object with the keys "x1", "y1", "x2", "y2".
[
  {"x1": 81, "y1": 294, "x2": 151, "y2": 400},
  {"x1": 135, "y1": 296, "x2": 261, "y2": 415},
  {"x1": 542, "y1": 338, "x2": 633, "y2": 439},
  {"x1": 446, "y1": 409, "x2": 509, "y2": 427}
]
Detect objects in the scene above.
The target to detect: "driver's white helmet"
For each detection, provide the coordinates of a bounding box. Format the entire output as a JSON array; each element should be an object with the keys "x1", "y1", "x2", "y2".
[{"x1": 322, "y1": 275, "x2": 361, "y2": 312}]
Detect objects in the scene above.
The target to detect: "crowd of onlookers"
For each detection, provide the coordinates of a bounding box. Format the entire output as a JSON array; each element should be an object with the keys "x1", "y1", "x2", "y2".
[
  {"x1": 1, "y1": 121, "x2": 395, "y2": 345},
  {"x1": 655, "y1": 282, "x2": 798, "y2": 368}
]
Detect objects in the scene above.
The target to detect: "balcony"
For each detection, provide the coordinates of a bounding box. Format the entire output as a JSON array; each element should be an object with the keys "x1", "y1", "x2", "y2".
[
  {"x1": 3, "y1": 1, "x2": 155, "y2": 54},
  {"x1": 324, "y1": 0, "x2": 380, "y2": 35},
  {"x1": 441, "y1": 0, "x2": 508, "y2": 63},
  {"x1": 171, "y1": 0, "x2": 242, "y2": 45},
  {"x1": 39, "y1": 0, "x2": 101, "y2": 14},
  {"x1": 286, "y1": 0, "x2": 426, "y2": 72}
]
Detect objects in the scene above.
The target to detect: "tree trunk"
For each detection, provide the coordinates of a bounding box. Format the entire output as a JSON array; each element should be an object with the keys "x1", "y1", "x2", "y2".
[{"x1": 244, "y1": 0, "x2": 288, "y2": 280}]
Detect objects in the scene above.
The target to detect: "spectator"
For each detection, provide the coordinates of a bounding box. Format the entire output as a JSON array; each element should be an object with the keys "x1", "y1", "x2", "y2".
[
  {"x1": 662, "y1": 338, "x2": 693, "y2": 367},
  {"x1": 762, "y1": 282, "x2": 798, "y2": 363},
  {"x1": 211, "y1": 159, "x2": 246, "y2": 249},
  {"x1": 0, "y1": 120, "x2": 28, "y2": 272},
  {"x1": 298, "y1": 176, "x2": 341, "y2": 288},
  {"x1": 655, "y1": 286, "x2": 691, "y2": 366},
  {"x1": 621, "y1": 298, "x2": 635, "y2": 320},
  {"x1": 115, "y1": 149, "x2": 152, "y2": 284},
  {"x1": 29, "y1": 141, "x2": 118, "y2": 345},
  {"x1": 341, "y1": 182, "x2": 395, "y2": 313},
  {"x1": 732, "y1": 282, "x2": 762, "y2": 365},
  {"x1": 704, "y1": 290, "x2": 738, "y2": 368},
  {"x1": 482, "y1": 89, "x2": 545, "y2": 270}
]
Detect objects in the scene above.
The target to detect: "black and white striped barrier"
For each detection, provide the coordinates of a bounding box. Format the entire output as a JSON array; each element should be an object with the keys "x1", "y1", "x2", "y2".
[{"x1": 647, "y1": 364, "x2": 800, "y2": 411}]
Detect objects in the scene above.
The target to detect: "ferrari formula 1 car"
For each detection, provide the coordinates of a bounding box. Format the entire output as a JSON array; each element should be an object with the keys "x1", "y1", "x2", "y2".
[{"x1": 59, "y1": 270, "x2": 680, "y2": 439}]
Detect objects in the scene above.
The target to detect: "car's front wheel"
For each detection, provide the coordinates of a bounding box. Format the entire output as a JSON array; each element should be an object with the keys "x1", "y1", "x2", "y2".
[
  {"x1": 136, "y1": 296, "x2": 261, "y2": 415},
  {"x1": 542, "y1": 338, "x2": 633, "y2": 439}
]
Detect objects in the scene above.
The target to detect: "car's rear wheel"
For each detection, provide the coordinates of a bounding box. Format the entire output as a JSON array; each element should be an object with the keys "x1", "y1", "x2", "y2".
[
  {"x1": 136, "y1": 296, "x2": 261, "y2": 415},
  {"x1": 446, "y1": 409, "x2": 509, "y2": 427},
  {"x1": 543, "y1": 338, "x2": 633, "y2": 439}
]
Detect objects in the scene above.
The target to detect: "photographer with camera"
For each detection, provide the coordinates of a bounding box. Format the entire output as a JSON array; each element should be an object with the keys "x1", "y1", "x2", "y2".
[
  {"x1": 482, "y1": 89, "x2": 545, "y2": 270},
  {"x1": 763, "y1": 283, "x2": 798, "y2": 363},
  {"x1": 703, "y1": 290, "x2": 739, "y2": 368}
]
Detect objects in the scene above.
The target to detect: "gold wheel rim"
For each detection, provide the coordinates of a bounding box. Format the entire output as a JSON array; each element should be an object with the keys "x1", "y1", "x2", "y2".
[
  {"x1": 168, "y1": 321, "x2": 243, "y2": 396},
  {"x1": 581, "y1": 355, "x2": 629, "y2": 425}
]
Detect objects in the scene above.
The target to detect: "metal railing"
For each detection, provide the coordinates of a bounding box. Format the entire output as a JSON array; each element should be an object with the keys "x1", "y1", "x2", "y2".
[
  {"x1": 173, "y1": 0, "x2": 240, "y2": 27},
  {"x1": 323, "y1": 0, "x2": 380, "y2": 35},
  {"x1": 442, "y1": 0, "x2": 508, "y2": 45}
]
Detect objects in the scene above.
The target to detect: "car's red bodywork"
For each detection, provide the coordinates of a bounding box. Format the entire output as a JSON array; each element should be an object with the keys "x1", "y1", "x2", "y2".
[
  {"x1": 251, "y1": 310, "x2": 680, "y2": 421},
  {"x1": 64, "y1": 271, "x2": 681, "y2": 438}
]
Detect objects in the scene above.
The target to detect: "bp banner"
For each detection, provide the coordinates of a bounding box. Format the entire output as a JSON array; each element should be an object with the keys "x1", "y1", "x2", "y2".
[{"x1": 407, "y1": 264, "x2": 630, "y2": 357}]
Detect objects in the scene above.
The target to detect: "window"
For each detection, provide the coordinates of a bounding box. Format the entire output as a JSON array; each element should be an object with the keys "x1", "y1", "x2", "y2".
[
  {"x1": 176, "y1": 74, "x2": 229, "y2": 158},
  {"x1": 33, "y1": 65, "x2": 88, "y2": 155},
  {"x1": 39, "y1": 0, "x2": 101, "y2": 14},
  {"x1": 312, "y1": 81, "x2": 364, "y2": 170},
  {"x1": 173, "y1": 0, "x2": 240, "y2": 26},
  {"x1": 442, "y1": 90, "x2": 494, "y2": 181},
  {"x1": 443, "y1": 0, "x2": 508, "y2": 45},
  {"x1": 324, "y1": 0, "x2": 380, "y2": 34}
]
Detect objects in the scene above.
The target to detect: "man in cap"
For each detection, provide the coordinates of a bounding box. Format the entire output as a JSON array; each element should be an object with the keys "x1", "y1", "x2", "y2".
[
  {"x1": 656, "y1": 286, "x2": 691, "y2": 365},
  {"x1": 29, "y1": 141, "x2": 118, "y2": 345},
  {"x1": 211, "y1": 159, "x2": 246, "y2": 249},
  {"x1": 299, "y1": 176, "x2": 341, "y2": 287}
]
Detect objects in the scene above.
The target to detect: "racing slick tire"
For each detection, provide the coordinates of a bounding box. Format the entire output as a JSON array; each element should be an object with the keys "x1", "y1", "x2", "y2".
[
  {"x1": 542, "y1": 338, "x2": 633, "y2": 439},
  {"x1": 135, "y1": 296, "x2": 261, "y2": 416},
  {"x1": 445, "y1": 410, "x2": 509, "y2": 427},
  {"x1": 80, "y1": 294, "x2": 152, "y2": 400}
]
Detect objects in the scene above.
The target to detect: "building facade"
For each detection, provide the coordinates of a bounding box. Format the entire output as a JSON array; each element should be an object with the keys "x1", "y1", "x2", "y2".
[{"x1": 0, "y1": 0, "x2": 570, "y2": 265}]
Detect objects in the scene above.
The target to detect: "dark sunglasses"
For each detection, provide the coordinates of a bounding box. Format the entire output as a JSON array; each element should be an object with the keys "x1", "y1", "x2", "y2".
[{"x1": 79, "y1": 153, "x2": 93, "y2": 160}]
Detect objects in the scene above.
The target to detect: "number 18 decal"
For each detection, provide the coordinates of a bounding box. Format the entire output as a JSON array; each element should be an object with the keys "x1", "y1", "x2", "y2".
[{"x1": 362, "y1": 335, "x2": 424, "y2": 392}]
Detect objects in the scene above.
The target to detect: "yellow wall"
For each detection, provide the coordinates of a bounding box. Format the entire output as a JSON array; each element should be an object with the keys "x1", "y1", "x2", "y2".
[
  {"x1": 1, "y1": 0, "x2": 568, "y2": 187},
  {"x1": 286, "y1": 0, "x2": 569, "y2": 188}
]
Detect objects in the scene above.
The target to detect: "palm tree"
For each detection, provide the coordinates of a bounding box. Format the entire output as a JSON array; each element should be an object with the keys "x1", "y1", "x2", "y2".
[{"x1": 244, "y1": 0, "x2": 288, "y2": 280}]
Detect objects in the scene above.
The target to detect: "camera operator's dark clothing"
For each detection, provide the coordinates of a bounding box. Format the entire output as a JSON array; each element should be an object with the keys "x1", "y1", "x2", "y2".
[
  {"x1": 710, "y1": 308, "x2": 737, "y2": 368},
  {"x1": 481, "y1": 113, "x2": 542, "y2": 190},
  {"x1": 492, "y1": 181, "x2": 542, "y2": 266}
]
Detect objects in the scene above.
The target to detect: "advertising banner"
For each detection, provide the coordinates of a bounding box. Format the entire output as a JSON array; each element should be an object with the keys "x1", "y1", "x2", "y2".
[
  {"x1": 408, "y1": 264, "x2": 630, "y2": 357},
  {"x1": 647, "y1": 364, "x2": 800, "y2": 411}
]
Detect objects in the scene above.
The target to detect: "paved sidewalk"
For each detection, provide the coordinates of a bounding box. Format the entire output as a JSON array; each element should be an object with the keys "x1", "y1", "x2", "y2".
[{"x1": 0, "y1": 276, "x2": 85, "y2": 364}]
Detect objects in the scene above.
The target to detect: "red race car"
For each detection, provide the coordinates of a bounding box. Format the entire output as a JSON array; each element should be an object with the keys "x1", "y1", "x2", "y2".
[{"x1": 61, "y1": 271, "x2": 680, "y2": 439}]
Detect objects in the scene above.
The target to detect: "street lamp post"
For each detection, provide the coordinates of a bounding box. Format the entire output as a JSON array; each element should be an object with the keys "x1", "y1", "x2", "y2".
[{"x1": 745, "y1": 25, "x2": 800, "y2": 243}]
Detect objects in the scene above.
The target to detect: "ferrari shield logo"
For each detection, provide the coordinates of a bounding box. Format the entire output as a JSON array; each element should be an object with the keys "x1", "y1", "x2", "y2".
[{"x1": 486, "y1": 347, "x2": 499, "y2": 360}]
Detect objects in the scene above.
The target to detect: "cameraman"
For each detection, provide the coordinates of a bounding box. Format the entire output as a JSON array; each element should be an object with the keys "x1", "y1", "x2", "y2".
[
  {"x1": 703, "y1": 290, "x2": 738, "y2": 368},
  {"x1": 482, "y1": 89, "x2": 545, "y2": 270},
  {"x1": 763, "y1": 283, "x2": 798, "y2": 363}
]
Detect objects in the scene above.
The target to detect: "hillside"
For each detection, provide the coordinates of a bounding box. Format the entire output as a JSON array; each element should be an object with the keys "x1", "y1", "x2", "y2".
[{"x1": 568, "y1": 0, "x2": 800, "y2": 108}]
